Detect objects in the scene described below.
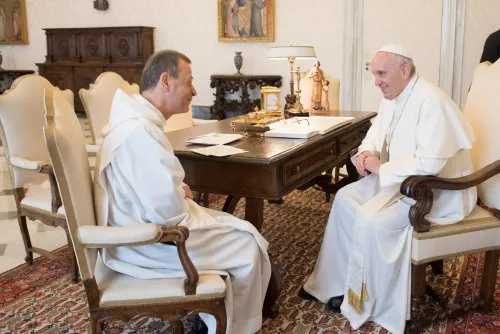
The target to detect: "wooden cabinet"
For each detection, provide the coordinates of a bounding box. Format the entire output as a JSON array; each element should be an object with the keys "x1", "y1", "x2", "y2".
[{"x1": 37, "y1": 26, "x2": 154, "y2": 113}]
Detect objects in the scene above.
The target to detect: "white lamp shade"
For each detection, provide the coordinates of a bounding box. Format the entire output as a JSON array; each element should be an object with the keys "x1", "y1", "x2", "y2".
[{"x1": 267, "y1": 46, "x2": 316, "y2": 59}]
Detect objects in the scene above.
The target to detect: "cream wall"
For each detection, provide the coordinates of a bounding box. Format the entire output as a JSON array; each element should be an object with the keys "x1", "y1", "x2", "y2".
[
  {"x1": 0, "y1": 0, "x2": 344, "y2": 107},
  {"x1": 461, "y1": 0, "x2": 500, "y2": 108}
]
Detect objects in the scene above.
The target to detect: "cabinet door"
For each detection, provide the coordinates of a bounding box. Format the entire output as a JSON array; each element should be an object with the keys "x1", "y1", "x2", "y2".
[
  {"x1": 109, "y1": 32, "x2": 140, "y2": 63},
  {"x1": 74, "y1": 67, "x2": 104, "y2": 112},
  {"x1": 48, "y1": 33, "x2": 78, "y2": 62},
  {"x1": 39, "y1": 66, "x2": 74, "y2": 92},
  {"x1": 78, "y1": 33, "x2": 108, "y2": 63}
]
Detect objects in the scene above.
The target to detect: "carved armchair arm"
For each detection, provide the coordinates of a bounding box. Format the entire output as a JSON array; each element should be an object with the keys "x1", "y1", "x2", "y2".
[
  {"x1": 78, "y1": 224, "x2": 198, "y2": 295},
  {"x1": 9, "y1": 156, "x2": 62, "y2": 213},
  {"x1": 400, "y1": 160, "x2": 500, "y2": 232},
  {"x1": 9, "y1": 156, "x2": 46, "y2": 171}
]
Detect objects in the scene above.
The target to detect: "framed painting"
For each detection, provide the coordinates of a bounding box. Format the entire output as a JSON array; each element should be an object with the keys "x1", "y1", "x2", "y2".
[
  {"x1": 218, "y1": 0, "x2": 275, "y2": 42},
  {"x1": 0, "y1": 0, "x2": 28, "y2": 44}
]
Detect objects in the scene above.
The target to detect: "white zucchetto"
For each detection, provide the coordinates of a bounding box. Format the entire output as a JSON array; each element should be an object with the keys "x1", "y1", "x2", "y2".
[{"x1": 377, "y1": 44, "x2": 412, "y2": 60}]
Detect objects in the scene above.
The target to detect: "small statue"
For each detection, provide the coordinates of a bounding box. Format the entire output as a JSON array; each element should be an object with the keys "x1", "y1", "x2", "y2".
[{"x1": 309, "y1": 61, "x2": 330, "y2": 110}]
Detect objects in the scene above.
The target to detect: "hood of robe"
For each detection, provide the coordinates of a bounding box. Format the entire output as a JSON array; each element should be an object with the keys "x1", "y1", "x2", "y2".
[{"x1": 94, "y1": 89, "x2": 168, "y2": 226}]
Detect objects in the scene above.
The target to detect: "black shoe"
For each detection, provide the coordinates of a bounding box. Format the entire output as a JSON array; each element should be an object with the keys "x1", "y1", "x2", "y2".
[
  {"x1": 298, "y1": 287, "x2": 316, "y2": 301},
  {"x1": 193, "y1": 315, "x2": 208, "y2": 334},
  {"x1": 327, "y1": 295, "x2": 344, "y2": 313}
]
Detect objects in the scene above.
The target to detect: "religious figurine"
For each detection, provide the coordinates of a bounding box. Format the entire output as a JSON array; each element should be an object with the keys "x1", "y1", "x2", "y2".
[{"x1": 309, "y1": 61, "x2": 330, "y2": 110}]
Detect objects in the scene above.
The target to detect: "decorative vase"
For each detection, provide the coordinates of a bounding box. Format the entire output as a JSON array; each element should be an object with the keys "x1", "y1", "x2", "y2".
[{"x1": 234, "y1": 51, "x2": 243, "y2": 75}]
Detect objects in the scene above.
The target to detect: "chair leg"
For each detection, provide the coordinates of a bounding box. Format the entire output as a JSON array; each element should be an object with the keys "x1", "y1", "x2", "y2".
[
  {"x1": 203, "y1": 192, "x2": 210, "y2": 207},
  {"x1": 64, "y1": 226, "x2": 79, "y2": 283},
  {"x1": 214, "y1": 300, "x2": 227, "y2": 334},
  {"x1": 410, "y1": 264, "x2": 426, "y2": 322},
  {"x1": 90, "y1": 315, "x2": 101, "y2": 334},
  {"x1": 479, "y1": 249, "x2": 500, "y2": 312},
  {"x1": 171, "y1": 320, "x2": 183, "y2": 334},
  {"x1": 429, "y1": 260, "x2": 443, "y2": 274},
  {"x1": 17, "y1": 214, "x2": 33, "y2": 265}
]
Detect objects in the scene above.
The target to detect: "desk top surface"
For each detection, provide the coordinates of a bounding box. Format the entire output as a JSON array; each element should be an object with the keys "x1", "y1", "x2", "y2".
[{"x1": 166, "y1": 110, "x2": 376, "y2": 164}]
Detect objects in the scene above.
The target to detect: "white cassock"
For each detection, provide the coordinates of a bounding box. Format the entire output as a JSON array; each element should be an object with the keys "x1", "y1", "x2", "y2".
[
  {"x1": 94, "y1": 89, "x2": 271, "y2": 334},
  {"x1": 304, "y1": 75, "x2": 477, "y2": 334}
]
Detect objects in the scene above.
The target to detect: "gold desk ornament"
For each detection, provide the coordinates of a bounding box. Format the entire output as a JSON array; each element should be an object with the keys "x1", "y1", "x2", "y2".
[{"x1": 260, "y1": 86, "x2": 281, "y2": 113}]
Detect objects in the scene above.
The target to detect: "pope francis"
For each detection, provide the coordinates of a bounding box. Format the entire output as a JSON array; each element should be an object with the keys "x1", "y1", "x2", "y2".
[
  {"x1": 93, "y1": 50, "x2": 271, "y2": 334},
  {"x1": 301, "y1": 45, "x2": 477, "y2": 334}
]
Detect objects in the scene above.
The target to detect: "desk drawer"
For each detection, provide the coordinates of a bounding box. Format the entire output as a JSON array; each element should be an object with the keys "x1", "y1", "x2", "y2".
[
  {"x1": 338, "y1": 124, "x2": 369, "y2": 157},
  {"x1": 283, "y1": 144, "x2": 336, "y2": 186}
]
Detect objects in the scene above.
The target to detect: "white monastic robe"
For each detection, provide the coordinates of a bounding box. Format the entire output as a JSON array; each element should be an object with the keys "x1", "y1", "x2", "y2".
[
  {"x1": 94, "y1": 89, "x2": 271, "y2": 334},
  {"x1": 304, "y1": 75, "x2": 477, "y2": 334}
]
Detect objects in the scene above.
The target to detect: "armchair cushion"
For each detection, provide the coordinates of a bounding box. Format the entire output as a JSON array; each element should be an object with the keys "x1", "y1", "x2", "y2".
[
  {"x1": 20, "y1": 180, "x2": 65, "y2": 215},
  {"x1": 411, "y1": 205, "x2": 500, "y2": 264},
  {"x1": 78, "y1": 225, "x2": 161, "y2": 247},
  {"x1": 94, "y1": 256, "x2": 226, "y2": 307}
]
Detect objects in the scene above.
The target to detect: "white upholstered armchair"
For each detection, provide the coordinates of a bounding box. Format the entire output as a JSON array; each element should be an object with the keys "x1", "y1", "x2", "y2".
[
  {"x1": 79, "y1": 71, "x2": 140, "y2": 145},
  {"x1": 401, "y1": 60, "x2": 500, "y2": 331},
  {"x1": 44, "y1": 87, "x2": 227, "y2": 333},
  {"x1": 0, "y1": 74, "x2": 78, "y2": 282}
]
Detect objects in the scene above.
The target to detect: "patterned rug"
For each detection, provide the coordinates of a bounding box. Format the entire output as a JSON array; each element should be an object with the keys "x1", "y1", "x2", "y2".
[{"x1": 0, "y1": 187, "x2": 498, "y2": 333}]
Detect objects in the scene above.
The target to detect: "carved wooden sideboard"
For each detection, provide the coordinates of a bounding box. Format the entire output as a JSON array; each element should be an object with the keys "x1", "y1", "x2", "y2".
[
  {"x1": 36, "y1": 26, "x2": 154, "y2": 113},
  {"x1": 210, "y1": 74, "x2": 282, "y2": 120},
  {"x1": 0, "y1": 69, "x2": 35, "y2": 94}
]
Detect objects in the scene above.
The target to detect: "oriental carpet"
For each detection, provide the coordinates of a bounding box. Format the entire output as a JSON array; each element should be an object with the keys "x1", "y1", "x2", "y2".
[{"x1": 0, "y1": 187, "x2": 498, "y2": 333}]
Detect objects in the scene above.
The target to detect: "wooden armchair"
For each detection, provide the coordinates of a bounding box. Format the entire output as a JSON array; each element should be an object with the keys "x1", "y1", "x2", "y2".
[
  {"x1": 44, "y1": 87, "x2": 227, "y2": 333},
  {"x1": 401, "y1": 60, "x2": 500, "y2": 331},
  {"x1": 0, "y1": 74, "x2": 78, "y2": 282}
]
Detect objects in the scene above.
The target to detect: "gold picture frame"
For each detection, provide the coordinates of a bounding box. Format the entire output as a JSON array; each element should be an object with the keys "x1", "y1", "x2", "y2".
[
  {"x1": 0, "y1": 0, "x2": 28, "y2": 44},
  {"x1": 218, "y1": 0, "x2": 275, "y2": 42}
]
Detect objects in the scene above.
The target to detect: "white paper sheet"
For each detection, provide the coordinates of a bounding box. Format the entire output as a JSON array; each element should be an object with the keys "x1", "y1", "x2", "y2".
[
  {"x1": 190, "y1": 144, "x2": 248, "y2": 157},
  {"x1": 186, "y1": 133, "x2": 244, "y2": 145}
]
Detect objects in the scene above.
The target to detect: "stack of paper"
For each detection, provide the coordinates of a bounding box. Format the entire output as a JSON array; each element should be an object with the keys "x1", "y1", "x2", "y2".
[
  {"x1": 190, "y1": 145, "x2": 248, "y2": 157},
  {"x1": 186, "y1": 132, "x2": 246, "y2": 157},
  {"x1": 186, "y1": 133, "x2": 243, "y2": 145}
]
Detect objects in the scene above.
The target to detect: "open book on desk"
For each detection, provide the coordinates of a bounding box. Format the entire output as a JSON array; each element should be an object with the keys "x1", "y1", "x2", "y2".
[{"x1": 264, "y1": 116, "x2": 355, "y2": 139}]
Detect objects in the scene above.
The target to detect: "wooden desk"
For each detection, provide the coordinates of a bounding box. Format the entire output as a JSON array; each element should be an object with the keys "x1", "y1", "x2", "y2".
[{"x1": 166, "y1": 110, "x2": 376, "y2": 230}]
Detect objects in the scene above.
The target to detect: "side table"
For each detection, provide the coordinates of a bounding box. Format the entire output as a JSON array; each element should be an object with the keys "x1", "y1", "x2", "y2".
[
  {"x1": 0, "y1": 70, "x2": 36, "y2": 94},
  {"x1": 210, "y1": 74, "x2": 282, "y2": 120}
]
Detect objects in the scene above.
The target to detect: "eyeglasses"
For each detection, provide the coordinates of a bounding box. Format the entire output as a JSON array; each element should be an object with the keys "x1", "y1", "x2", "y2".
[{"x1": 275, "y1": 118, "x2": 310, "y2": 127}]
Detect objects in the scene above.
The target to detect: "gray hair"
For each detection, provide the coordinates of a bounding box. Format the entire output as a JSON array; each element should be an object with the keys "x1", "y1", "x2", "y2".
[
  {"x1": 392, "y1": 53, "x2": 416, "y2": 77},
  {"x1": 140, "y1": 50, "x2": 191, "y2": 91}
]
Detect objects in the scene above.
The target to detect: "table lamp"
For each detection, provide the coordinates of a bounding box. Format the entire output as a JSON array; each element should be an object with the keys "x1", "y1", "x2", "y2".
[{"x1": 267, "y1": 45, "x2": 316, "y2": 115}]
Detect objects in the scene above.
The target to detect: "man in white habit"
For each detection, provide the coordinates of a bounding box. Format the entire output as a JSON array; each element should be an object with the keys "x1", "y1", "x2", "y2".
[
  {"x1": 299, "y1": 45, "x2": 477, "y2": 333},
  {"x1": 94, "y1": 49, "x2": 271, "y2": 334}
]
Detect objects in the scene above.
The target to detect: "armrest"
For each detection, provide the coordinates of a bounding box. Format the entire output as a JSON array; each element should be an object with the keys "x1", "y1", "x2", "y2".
[
  {"x1": 400, "y1": 160, "x2": 500, "y2": 232},
  {"x1": 9, "y1": 156, "x2": 47, "y2": 171},
  {"x1": 78, "y1": 224, "x2": 162, "y2": 247},
  {"x1": 39, "y1": 163, "x2": 62, "y2": 213},
  {"x1": 10, "y1": 156, "x2": 62, "y2": 212},
  {"x1": 79, "y1": 224, "x2": 199, "y2": 295},
  {"x1": 193, "y1": 118, "x2": 217, "y2": 126}
]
